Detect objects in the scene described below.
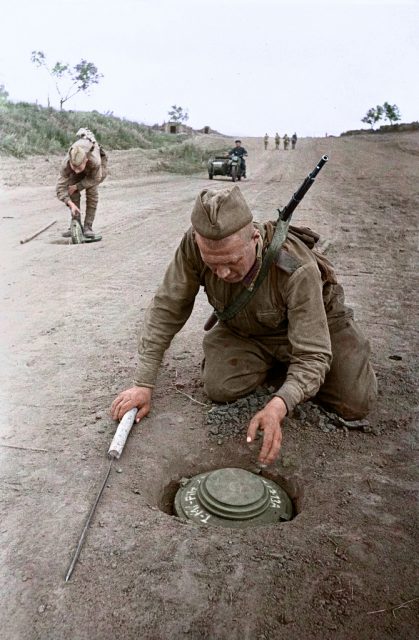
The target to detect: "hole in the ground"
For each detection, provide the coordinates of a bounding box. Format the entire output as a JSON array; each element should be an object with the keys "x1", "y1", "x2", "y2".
[
  {"x1": 160, "y1": 479, "x2": 179, "y2": 516},
  {"x1": 159, "y1": 466, "x2": 302, "y2": 528}
]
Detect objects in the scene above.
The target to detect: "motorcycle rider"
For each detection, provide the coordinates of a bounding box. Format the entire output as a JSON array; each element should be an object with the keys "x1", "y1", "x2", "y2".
[{"x1": 229, "y1": 140, "x2": 248, "y2": 178}]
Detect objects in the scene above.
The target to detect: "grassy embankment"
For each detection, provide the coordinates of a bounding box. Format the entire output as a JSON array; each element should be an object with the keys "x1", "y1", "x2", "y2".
[{"x1": 0, "y1": 100, "x2": 224, "y2": 173}]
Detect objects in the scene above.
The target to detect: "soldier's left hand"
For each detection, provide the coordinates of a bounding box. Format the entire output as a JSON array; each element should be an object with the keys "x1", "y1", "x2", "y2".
[
  {"x1": 68, "y1": 184, "x2": 78, "y2": 196},
  {"x1": 246, "y1": 396, "x2": 287, "y2": 465}
]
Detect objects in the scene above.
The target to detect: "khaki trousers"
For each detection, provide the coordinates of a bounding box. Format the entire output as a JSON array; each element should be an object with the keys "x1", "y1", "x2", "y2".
[
  {"x1": 69, "y1": 155, "x2": 108, "y2": 229},
  {"x1": 70, "y1": 186, "x2": 99, "y2": 230},
  {"x1": 202, "y1": 319, "x2": 377, "y2": 420}
]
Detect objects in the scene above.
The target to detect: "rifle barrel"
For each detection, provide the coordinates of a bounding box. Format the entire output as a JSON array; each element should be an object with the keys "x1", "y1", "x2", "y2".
[{"x1": 280, "y1": 155, "x2": 328, "y2": 221}]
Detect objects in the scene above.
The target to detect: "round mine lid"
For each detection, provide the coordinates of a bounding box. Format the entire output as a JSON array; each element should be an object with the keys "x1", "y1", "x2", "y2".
[{"x1": 174, "y1": 467, "x2": 293, "y2": 529}]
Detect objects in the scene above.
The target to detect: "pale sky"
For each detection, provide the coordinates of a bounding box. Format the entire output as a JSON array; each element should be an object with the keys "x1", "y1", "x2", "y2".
[{"x1": 1, "y1": 0, "x2": 417, "y2": 137}]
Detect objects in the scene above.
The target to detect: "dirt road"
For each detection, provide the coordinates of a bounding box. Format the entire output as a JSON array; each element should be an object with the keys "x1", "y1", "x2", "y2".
[{"x1": 1, "y1": 133, "x2": 418, "y2": 639}]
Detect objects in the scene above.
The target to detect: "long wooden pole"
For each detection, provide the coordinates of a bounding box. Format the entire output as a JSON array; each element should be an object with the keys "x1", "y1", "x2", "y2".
[{"x1": 20, "y1": 219, "x2": 57, "y2": 245}]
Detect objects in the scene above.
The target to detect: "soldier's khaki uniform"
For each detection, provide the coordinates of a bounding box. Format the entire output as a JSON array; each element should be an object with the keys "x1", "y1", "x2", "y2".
[
  {"x1": 264, "y1": 134, "x2": 269, "y2": 150},
  {"x1": 283, "y1": 134, "x2": 290, "y2": 150},
  {"x1": 56, "y1": 138, "x2": 108, "y2": 230},
  {"x1": 275, "y1": 133, "x2": 280, "y2": 150},
  {"x1": 134, "y1": 223, "x2": 377, "y2": 419}
]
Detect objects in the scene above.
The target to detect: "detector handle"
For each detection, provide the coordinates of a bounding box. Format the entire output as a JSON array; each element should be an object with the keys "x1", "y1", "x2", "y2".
[{"x1": 108, "y1": 408, "x2": 138, "y2": 459}]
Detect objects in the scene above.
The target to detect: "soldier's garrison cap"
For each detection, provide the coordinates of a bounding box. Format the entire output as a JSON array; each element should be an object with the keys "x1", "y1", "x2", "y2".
[
  {"x1": 191, "y1": 186, "x2": 253, "y2": 240},
  {"x1": 69, "y1": 144, "x2": 87, "y2": 167}
]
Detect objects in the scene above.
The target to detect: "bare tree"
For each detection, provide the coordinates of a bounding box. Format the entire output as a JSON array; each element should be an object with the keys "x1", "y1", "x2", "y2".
[
  {"x1": 31, "y1": 50, "x2": 103, "y2": 110},
  {"x1": 168, "y1": 105, "x2": 189, "y2": 123},
  {"x1": 361, "y1": 105, "x2": 384, "y2": 129},
  {"x1": 383, "y1": 102, "x2": 401, "y2": 125}
]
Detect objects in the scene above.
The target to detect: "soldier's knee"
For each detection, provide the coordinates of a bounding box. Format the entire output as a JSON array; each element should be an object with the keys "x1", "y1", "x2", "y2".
[
  {"x1": 349, "y1": 372, "x2": 378, "y2": 419},
  {"x1": 203, "y1": 378, "x2": 239, "y2": 403},
  {"x1": 322, "y1": 369, "x2": 377, "y2": 420}
]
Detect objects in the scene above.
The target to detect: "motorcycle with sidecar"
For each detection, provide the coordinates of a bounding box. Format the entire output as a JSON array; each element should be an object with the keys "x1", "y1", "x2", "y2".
[{"x1": 207, "y1": 153, "x2": 243, "y2": 182}]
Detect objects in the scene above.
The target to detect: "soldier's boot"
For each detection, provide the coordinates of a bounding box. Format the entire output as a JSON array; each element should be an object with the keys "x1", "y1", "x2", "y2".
[{"x1": 83, "y1": 226, "x2": 95, "y2": 239}]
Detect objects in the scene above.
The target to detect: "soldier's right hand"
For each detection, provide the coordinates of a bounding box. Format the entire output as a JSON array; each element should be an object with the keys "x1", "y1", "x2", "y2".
[
  {"x1": 68, "y1": 201, "x2": 81, "y2": 218},
  {"x1": 110, "y1": 386, "x2": 152, "y2": 423}
]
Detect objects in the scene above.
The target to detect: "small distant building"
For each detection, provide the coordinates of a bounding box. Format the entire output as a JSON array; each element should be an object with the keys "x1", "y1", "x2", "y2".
[
  {"x1": 155, "y1": 122, "x2": 218, "y2": 135},
  {"x1": 164, "y1": 121, "x2": 189, "y2": 134}
]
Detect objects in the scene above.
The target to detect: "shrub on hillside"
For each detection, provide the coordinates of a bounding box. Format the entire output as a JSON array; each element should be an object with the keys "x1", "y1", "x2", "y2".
[
  {"x1": 153, "y1": 143, "x2": 226, "y2": 174},
  {"x1": 0, "y1": 101, "x2": 185, "y2": 157}
]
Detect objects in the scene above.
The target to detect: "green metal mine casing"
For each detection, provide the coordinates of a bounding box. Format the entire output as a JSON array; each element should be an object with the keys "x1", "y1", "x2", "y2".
[{"x1": 174, "y1": 467, "x2": 293, "y2": 529}]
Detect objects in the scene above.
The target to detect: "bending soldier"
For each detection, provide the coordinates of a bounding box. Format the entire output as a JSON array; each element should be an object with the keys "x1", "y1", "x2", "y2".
[
  {"x1": 111, "y1": 186, "x2": 377, "y2": 466},
  {"x1": 56, "y1": 128, "x2": 108, "y2": 239}
]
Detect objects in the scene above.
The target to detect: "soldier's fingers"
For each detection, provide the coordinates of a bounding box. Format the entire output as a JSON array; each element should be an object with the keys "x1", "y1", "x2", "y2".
[
  {"x1": 263, "y1": 427, "x2": 282, "y2": 465},
  {"x1": 118, "y1": 399, "x2": 137, "y2": 419},
  {"x1": 110, "y1": 398, "x2": 122, "y2": 417},
  {"x1": 247, "y1": 414, "x2": 262, "y2": 443},
  {"x1": 111, "y1": 396, "x2": 133, "y2": 420},
  {"x1": 259, "y1": 426, "x2": 274, "y2": 463},
  {"x1": 135, "y1": 405, "x2": 149, "y2": 423},
  {"x1": 110, "y1": 393, "x2": 126, "y2": 415},
  {"x1": 114, "y1": 403, "x2": 127, "y2": 421}
]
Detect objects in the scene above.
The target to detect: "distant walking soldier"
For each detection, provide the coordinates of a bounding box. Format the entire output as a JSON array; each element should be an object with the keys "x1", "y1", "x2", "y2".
[
  {"x1": 291, "y1": 132, "x2": 298, "y2": 150},
  {"x1": 264, "y1": 133, "x2": 269, "y2": 150},
  {"x1": 275, "y1": 133, "x2": 280, "y2": 150},
  {"x1": 56, "y1": 128, "x2": 108, "y2": 239},
  {"x1": 283, "y1": 134, "x2": 290, "y2": 150}
]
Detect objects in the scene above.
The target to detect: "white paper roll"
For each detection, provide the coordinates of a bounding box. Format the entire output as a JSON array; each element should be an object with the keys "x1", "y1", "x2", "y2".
[{"x1": 108, "y1": 408, "x2": 138, "y2": 459}]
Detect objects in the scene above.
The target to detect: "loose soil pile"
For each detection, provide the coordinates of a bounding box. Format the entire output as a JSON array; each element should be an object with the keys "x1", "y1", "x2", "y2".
[{"x1": 0, "y1": 132, "x2": 418, "y2": 639}]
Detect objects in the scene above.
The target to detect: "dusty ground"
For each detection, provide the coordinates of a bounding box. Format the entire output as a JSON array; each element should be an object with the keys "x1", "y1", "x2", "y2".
[{"x1": 0, "y1": 132, "x2": 418, "y2": 640}]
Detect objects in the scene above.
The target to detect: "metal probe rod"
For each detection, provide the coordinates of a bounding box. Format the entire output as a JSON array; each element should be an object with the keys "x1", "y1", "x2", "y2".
[
  {"x1": 64, "y1": 408, "x2": 138, "y2": 582},
  {"x1": 65, "y1": 459, "x2": 113, "y2": 582}
]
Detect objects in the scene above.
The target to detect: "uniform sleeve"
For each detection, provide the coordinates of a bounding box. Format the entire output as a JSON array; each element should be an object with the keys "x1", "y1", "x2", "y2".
[
  {"x1": 133, "y1": 234, "x2": 201, "y2": 387},
  {"x1": 274, "y1": 263, "x2": 332, "y2": 412},
  {"x1": 56, "y1": 160, "x2": 71, "y2": 204}
]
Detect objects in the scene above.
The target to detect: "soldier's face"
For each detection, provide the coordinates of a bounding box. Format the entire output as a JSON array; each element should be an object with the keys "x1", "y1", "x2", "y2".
[{"x1": 195, "y1": 229, "x2": 260, "y2": 283}]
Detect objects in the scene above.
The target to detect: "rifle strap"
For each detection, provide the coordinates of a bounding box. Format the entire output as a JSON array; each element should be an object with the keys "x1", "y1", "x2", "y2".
[{"x1": 204, "y1": 216, "x2": 291, "y2": 330}]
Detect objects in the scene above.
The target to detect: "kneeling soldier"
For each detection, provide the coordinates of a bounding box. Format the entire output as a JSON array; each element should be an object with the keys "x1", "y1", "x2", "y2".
[{"x1": 111, "y1": 186, "x2": 377, "y2": 465}]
